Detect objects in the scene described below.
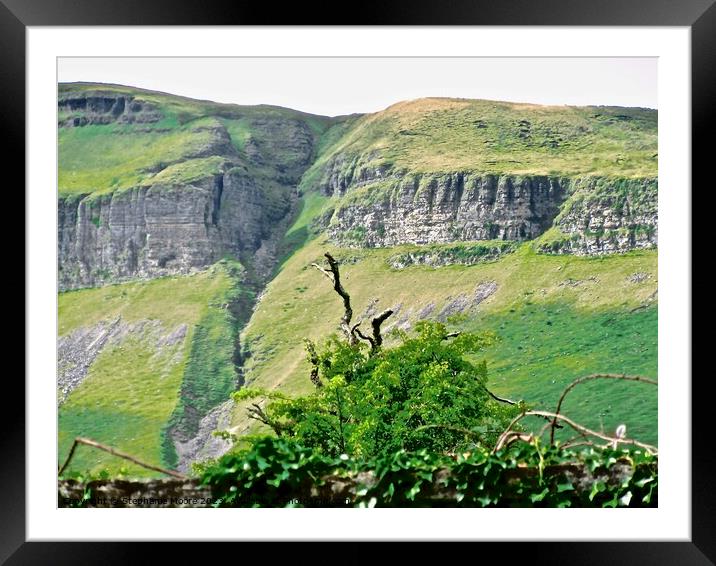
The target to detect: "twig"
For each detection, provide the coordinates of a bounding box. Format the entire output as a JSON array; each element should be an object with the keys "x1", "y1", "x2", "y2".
[
  {"x1": 549, "y1": 374, "x2": 657, "y2": 445},
  {"x1": 496, "y1": 410, "x2": 658, "y2": 454},
  {"x1": 484, "y1": 387, "x2": 518, "y2": 406},
  {"x1": 246, "y1": 402, "x2": 288, "y2": 436},
  {"x1": 59, "y1": 437, "x2": 187, "y2": 479}
]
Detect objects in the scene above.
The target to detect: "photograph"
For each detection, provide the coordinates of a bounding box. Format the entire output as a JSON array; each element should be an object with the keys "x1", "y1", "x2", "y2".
[
  {"x1": 55, "y1": 56, "x2": 660, "y2": 509},
  {"x1": 6, "y1": 11, "x2": 706, "y2": 560}
]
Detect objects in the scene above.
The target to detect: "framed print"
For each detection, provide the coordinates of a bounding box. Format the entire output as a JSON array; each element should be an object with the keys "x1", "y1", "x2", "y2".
[{"x1": 8, "y1": 0, "x2": 710, "y2": 563}]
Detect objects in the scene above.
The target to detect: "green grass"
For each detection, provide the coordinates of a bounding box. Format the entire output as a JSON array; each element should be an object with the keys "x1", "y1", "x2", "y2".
[
  {"x1": 58, "y1": 263, "x2": 241, "y2": 477},
  {"x1": 58, "y1": 83, "x2": 338, "y2": 196},
  {"x1": 58, "y1": 335, "x2": 188, "y2": 478},
  {"x1": 302, "y1": 98, "x2": 657, "y2": 188},
  {"x1": 275, "y1": 191, "x2": 332, "y2": 270},
  {"x1": 58, "y1": 119, "x2": 226, "y2": 194},
  {"x1": 468, "y1": 303, "x2": 657, "y2": 445},
  {"x1": 58, "y1": 267, "x2": 234, "y2": 336},
  {"x1": 230, "y1": 238, "x2": 658, "y2": 445}
]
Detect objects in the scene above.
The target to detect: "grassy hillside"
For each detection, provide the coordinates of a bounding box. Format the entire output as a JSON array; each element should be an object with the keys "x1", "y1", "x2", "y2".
[
  {"x1": 58, "y1": 83, "x2": 337, "y2": 196},
  {"x1": 232, "y1": 237, "x2": 657, "y2": 445},
  {"x1": 58, "y1": 262, "x2": 242, "y2": 477},
  {"x1": 300, "y1": 98, "x2": 657, "y2": 192}
]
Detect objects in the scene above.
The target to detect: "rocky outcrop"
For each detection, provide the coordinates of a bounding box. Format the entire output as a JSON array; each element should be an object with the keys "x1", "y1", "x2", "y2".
[
  {"x1": 58, "y1": 91, "x2": 163, "y2": 127},
  {"x1": 326, "y1": 172, "x2": 567, "y2": 246},
  {"x1": 541, "y1": 177, "x2": 658, "y2": 255},
  {"x1": 173, "y1": 400, "x2": 235, "y2": 474},
  {"x1": 387, "y1": 242, "x2": 516, "y2": 269},
  {"x1": 322, "y1": 169, "x2": 657, "y2": 255},
  {"x1": 58, "y1": 168, "x2": 293, "y2": 290}
]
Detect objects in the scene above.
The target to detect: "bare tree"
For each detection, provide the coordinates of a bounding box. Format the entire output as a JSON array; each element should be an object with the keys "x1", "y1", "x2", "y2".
[{"x1": 311, "y1": 252, "x2": 393, "y2": 356}]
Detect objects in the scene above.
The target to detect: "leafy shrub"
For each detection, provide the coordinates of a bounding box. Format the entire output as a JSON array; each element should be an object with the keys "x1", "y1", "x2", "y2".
[{"x1": 233, "y1": 321, "x2": 520, "y2": 459}]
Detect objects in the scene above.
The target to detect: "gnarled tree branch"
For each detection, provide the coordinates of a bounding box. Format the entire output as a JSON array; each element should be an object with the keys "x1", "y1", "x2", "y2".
[
  {"x1": 371, "y1": 309, "x2": 394, "y2": 349},
  {"x1": 549, "y1": 373, "x2": 657, "y2": 445},
  {"x1": 312, "y1": 252, "x2": 357, "y2": 345}
]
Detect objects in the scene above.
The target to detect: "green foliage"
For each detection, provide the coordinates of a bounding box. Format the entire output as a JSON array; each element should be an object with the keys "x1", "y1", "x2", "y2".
[
  {"x1": 201, "y1": 437, "x2": 340, "y2": 507},
  {"x1": 199, "y1": 436, "x2": 657, "y2": 507},
  {"x1": 233, "y1": 321, "x2": 519, "y2": 459}
]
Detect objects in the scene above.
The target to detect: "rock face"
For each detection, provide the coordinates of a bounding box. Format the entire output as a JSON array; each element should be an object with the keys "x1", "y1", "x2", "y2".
[
  {"x1": 173, "y1": 400, "x2": 235, "y2": 474},
  {"x1": 327, "y1": 173, "x2": 566, "y2": 246},
  {"x1": 58, "y1": 168, "x2": 293, "y2": 290},
  {"x1": 545, "y1": 177, "x2": 658, "y2": 255},
  {"x1": 321, "y1": 169, "x2": 657, "y2": 254},
  {"x1": 58, "y1": 91, "x2": 163, "y2": 127}
]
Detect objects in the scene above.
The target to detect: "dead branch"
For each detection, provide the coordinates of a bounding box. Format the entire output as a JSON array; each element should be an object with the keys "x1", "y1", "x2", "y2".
[
  {"x1": 58, "y1": 437, "x2": 187, "y2": 479},
  {"x1": 313, "y1": 253, "x2": 357, "y2": 344},
  {"x1": 443, "y1": 331, "x2": 461, "y2": 339},
  {"x1": 312, "y1": 253, "x2": 393, "y2": 352},
  {"x1": 354, "y1": 326, "x2": 376, "y2": 349},
  {"x1": 371, "y1": 309, "x2": 394, "y2": 349},
  {"x1": 495, "y1": 409, "x2": 658, "y2": 454},
  {"x1": 549, "y1": 374, "x2": 657, "y2": 444},
  {"x1": 484, "y1": 387, "x2": 518, "y2": 406}
]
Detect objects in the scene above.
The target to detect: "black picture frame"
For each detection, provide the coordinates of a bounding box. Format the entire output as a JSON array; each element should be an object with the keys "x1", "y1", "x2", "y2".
[{"x1": 7, "y1": 0, "x2": 709, "y2": 563}]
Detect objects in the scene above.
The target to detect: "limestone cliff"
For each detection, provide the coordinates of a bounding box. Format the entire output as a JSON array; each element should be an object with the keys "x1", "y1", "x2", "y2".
[
  {"x1": 58, "y1": 89, "x2": 164, "y2": 127},
  {"x1": 58, "y1": 168, "x2": 292, "y2": 290},
  {"x1": 317, "y1": 165, "x2": 657, "y2": 255},
  {"x1": 58, "y1": 86, "x2": 325, "y2": 290}
]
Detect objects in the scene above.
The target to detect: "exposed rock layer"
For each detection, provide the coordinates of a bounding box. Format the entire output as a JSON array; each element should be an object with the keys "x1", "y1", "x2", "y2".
[
  {"x1": 58, "y1": 91, "x2": 163, "y2": 127},
  {"x1": 58, "y1": 168, "x2": 292, "y2": 290},
  {"x1": 321, "y1": 169, "x2": 657, "y2": 255}
]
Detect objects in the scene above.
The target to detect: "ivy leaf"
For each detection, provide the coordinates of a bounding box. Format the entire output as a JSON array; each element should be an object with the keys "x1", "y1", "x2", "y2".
[
  {"x1": 619, "y1": 491, "x2": 633, "y2": 507},
  {"x1": 530, "y1": 488, "x2": 549, "y2": 503},
  {"x1": 589, "y1": 481, "x2": 607, "y2": 501},
  {"x1": 634, "y1": 476, "x2": 654, "y2": 488},
  {"x1": 407, "y1": 483, "x2": 422, "y2": 500}
]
